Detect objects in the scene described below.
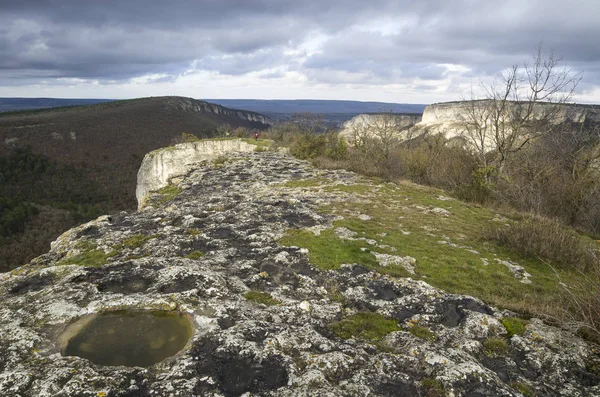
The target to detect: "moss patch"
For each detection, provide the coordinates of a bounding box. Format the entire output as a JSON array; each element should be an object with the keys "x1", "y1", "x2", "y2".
[
  {"x1": 244, "y1": 290, "x2": 280, "y2": 306},
  {"x1": 57, "y1": 241, "x2": 109, "y2": 268},
  {"x1": 420, "y1": 378, "x2": 445, "y2": 397},
  {"x1": 328, "y1": 312, "x2": 399, "y2": 341},
  {"x1": 154, "y1": 184, "x2": 182, "y2": 205},
  {"x1": 184, "y1": 250, "x2": 205, "y2": 260},
  {"x1": 502, "y1": 317, "x2": 529, "y2": 337},
  {"x1": 409, "y1": 325, "x2": 436, "y2": 342},
  {"x1": 185, "y1": 228, "x2": 202, "y2": 236},
  {"x1": 511, "y1": 382, "x2": 536, "y2": 397},
  {"x1": 122, "y1": 234, "x2": 158, "y2": 249}
]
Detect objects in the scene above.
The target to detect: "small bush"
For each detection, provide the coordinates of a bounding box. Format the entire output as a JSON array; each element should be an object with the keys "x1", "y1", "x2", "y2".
[
  {"x1": 329, "y1": 312, "x2": 399, "y2": 341},
  {"x1": 502, "y1": 317, "x2": 529, "y2": 337},
  {"x1": 244, "y1": 290, "x2": 280, "y2": 306},
  {"x1": 485, "y1": 216, "x2": 599, "y2": 271},
  {"x1": 181, "y1": 133, "x2": 199, "y2": 142},
  {"x1": 558, "y1": 269, "x2": 600, "y2": 344}
]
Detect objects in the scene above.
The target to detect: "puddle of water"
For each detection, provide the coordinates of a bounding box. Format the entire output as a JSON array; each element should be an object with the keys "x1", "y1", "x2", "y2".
[{"x1": 59, "y1": 310, "x2": 193, "y2": 367}]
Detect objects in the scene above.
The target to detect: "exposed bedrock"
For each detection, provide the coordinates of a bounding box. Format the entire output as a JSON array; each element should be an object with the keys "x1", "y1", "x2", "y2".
[
  {"x1": 0, "y1": 149, "x2": 598, "y2": 396},
  {"x1": 135, "y1": 139, "x2": 256, "y2": 209}
]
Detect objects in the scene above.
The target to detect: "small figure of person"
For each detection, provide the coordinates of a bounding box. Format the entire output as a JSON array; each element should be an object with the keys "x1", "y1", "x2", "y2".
[{"x1": 254, "y1": 132, "x2": 259, "y2": 140}]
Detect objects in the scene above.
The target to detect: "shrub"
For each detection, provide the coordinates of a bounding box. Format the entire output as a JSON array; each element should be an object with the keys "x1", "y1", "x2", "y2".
[
  {"x1": 485, "y1": 216, "x2": 599, "y2": 271},
  {"x1": 180, "y1": 133, "x2": 199, "y2": 142},
  {"x1": 557, "y1": 268, "x2": 600, "y2": 344},
  {"x1": 482, "y1": 337, "x2": 508, "y2": 356}
]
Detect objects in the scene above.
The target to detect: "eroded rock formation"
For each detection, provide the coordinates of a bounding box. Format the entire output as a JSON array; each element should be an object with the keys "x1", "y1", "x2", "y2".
[
  {"x1": 166, "y1": 97, "x2": 273, "y2": 125},
  {"x1": 136, "y1": 139, "x2": 257, "y2": 209},
  {"x1": 0, "y1": 147, "x2": 598, "y2": 396},
  {"x1": 340, "y1": 102, "x2": 600, "y2": 151},
  {"x1": 339, "y1": 113, "x2": 421, "y2": 144}
]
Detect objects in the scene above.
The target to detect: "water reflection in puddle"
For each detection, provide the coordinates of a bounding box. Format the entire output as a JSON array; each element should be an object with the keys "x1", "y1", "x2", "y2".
[{"x1": 60, "y1": 310, "x2": 193, "y2": 367}]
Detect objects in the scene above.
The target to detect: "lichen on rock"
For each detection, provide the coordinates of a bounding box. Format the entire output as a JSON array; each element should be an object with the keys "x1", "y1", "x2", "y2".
[{"x1": 0, "y1": 149, "x2": 598, "y2": 396}]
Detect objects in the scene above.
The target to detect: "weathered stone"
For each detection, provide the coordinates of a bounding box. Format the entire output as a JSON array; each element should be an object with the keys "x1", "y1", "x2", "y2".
[{"x1": 0, "y1": 149, "x2": 598, "y2": 396}]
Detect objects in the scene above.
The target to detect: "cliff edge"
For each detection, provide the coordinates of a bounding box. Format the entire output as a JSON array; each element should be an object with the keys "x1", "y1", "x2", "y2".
[
  {"x1": 0, "y1": 148, "x2": 598, "y2": 396},
  {"x1": 135, "y1": 139, "x2": 257, "y2": 209}
]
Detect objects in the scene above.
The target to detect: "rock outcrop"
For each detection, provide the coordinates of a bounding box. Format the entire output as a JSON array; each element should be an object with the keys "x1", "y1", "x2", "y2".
[
  {"x1": 415, "y1": 101, "x2": 600, "y2": 144},
  {"x1": 166, "y1": 97, "x2": 273, "y2": 125},
  {"x1": 340, "y1": 102, "x2": 600, "y2": 151},
  {"x1": 0, "y1": 147, "x2": 598, "y2": 396},
  {"x1": 421, "y1": 101, "x2": 600, "y2": 126},
  {"x1": 135, "y1": 139, "x2": 257, "y2": 209},
  {"x1": 339, "y1": 113, "x2": 421, "y2": 143}
]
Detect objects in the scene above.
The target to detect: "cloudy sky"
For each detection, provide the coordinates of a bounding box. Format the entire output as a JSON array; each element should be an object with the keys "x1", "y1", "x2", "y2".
[{"x1": 1, "y1": 0, "x2": 599, "y2": 104}]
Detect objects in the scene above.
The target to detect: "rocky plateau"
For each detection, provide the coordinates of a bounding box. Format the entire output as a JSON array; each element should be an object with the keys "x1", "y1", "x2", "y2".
[{"x1": 0, "y1": 142, "x2": 598, "y2": 396}]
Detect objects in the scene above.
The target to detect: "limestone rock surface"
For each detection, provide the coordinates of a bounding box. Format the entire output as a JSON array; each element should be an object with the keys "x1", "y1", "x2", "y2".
[
  {"x1": 0, "y1": 150, "x2": 599, "y2": 397},
  {"x1": 135, "y1": 139, "x2": 256, "y2": 209}
]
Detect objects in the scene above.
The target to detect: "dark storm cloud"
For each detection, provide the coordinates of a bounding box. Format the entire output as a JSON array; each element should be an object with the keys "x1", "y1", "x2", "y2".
[{"x1": 0, "y1": 0, "x2": 599, "y2": 88}]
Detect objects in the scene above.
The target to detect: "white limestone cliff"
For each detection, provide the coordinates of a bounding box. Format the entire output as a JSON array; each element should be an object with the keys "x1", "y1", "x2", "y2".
[{"x1": 136, "y1": 139, "x2": 256, "y2": 209}]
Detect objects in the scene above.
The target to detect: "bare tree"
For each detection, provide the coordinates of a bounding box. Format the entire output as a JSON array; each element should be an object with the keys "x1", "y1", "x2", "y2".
[
  {"x1": 459, "y1": 44, "x2": 582, "y2": 175},
  {"x1": 347, "y1": 112, "x2": 416, "y2": 162}
]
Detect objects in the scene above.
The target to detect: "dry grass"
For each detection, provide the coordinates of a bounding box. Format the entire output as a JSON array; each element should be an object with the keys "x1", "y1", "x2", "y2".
[{"x1": 485, "y1": 215, "x2": 599, "y2": 272}]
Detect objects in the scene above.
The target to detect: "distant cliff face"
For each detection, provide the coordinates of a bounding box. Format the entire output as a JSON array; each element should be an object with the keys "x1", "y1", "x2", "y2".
[
  {"x1": 339, "y1": 113, "x2": 422, "y2": 143},
  {"x1": 166, "y1": 97, "x2": 273, "y2": 125},
  {"x1": 420, "y1": 100, "x2": 600, "y2": 128}
]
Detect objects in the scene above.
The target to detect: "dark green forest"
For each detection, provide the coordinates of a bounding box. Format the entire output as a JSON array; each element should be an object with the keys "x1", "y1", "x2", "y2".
[{"x1": 0, "y1": 97, "x2": 269, "y2": 271}]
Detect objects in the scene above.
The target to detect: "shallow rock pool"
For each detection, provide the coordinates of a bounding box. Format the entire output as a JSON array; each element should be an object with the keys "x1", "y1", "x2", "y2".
[{"x1": 60, "y1": 310, "x2": 193, "y2": 367}]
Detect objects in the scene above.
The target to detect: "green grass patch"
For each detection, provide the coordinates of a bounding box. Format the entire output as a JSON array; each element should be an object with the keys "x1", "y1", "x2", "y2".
[
  {"x1": 244, "y1": 290, "x2": 281, "y2": 306},
  {"x1": 483, "y1": 337, "x2": 508, "y2": 356},
  {"x1": 57, "y1": 241, "x2": 109, "y2": 268},
  {"x1": 153, "y1": 184, "x2": 182, "y2": 205},
  {"x1": 278, "y1": 176, "x2": 585, "y2": 322},
  {"x1": 242, "y1": 138, "x2": 273, "y2": 149},
  {"x1": 185, "y1": 228, "x2": 202, "y2": 236},
  {"x1": 279, "y1": 178, "x2": 328, "y2": 188},
  {"x1": 185, "y1": 250, "x2": 205, "y2": 260},
  {"x1": 122, "y1": 234, "x2": 158, "y2": 249},
  {"x1": 502, "y1": 317, "x2": 529, "y2": 337},
  {"x1": 280, "y1": 229, "x2": 380, "y2": 271},
  {"x1": 324, "y1": 183, "x2": 375, "y2": 195},
  {"x1": 328, "y1": 312, "x2": 399, "y2": 341},
  {"x1": 409, "y1": 325, "x2": 436, "y2": 342}
]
